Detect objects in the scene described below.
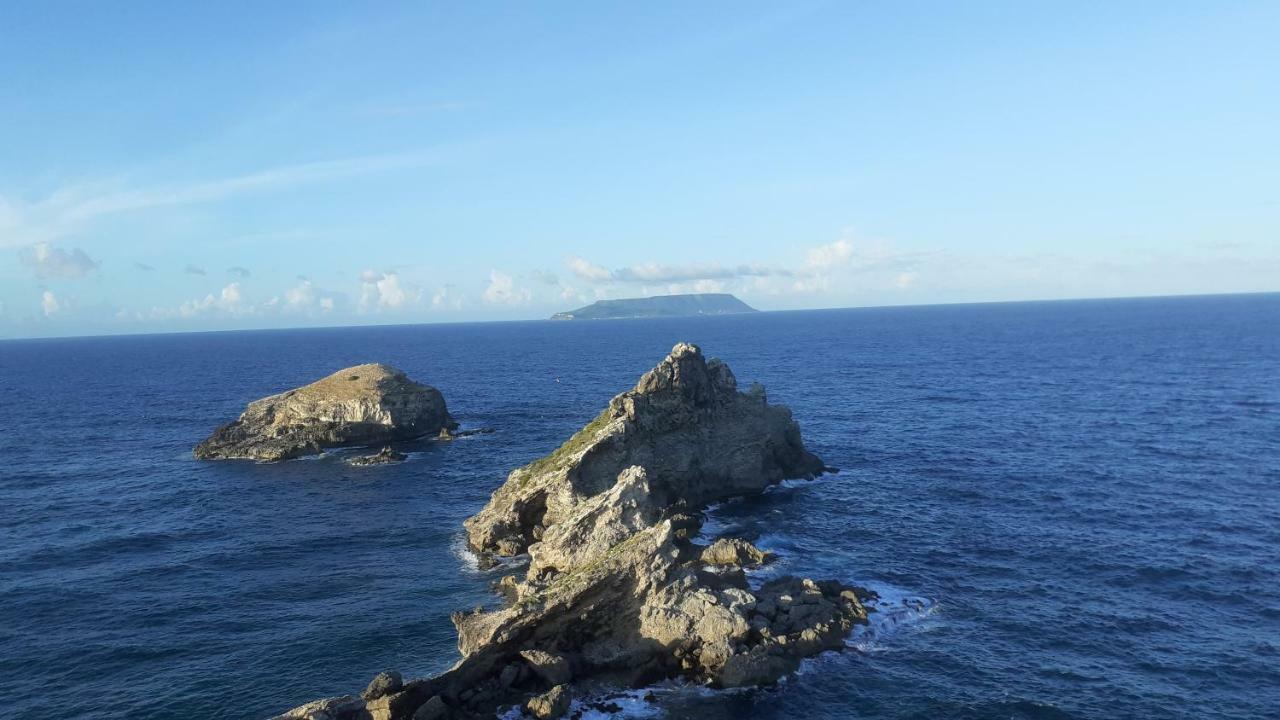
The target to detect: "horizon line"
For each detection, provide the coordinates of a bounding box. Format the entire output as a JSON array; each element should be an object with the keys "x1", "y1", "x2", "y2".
[{"x1": 2, "y1": 289, "x2": 1275, "y2": 343}]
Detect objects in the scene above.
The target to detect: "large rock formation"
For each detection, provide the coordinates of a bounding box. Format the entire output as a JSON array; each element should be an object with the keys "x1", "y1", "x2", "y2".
[
  {"x1": 270, "y1": 344, "x2": 867, "y2": 720},
  {"x1": 464, "y1": 342, "x2": 825, "y2": 559},
  {"x1": 195, "y1": 363, "x2": 455, "y2": 462}
]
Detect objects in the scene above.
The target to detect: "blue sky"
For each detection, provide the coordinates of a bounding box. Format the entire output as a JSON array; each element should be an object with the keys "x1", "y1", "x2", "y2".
[{"x1": 1, "y1": 1, "x2": 1276, "y2": 338}]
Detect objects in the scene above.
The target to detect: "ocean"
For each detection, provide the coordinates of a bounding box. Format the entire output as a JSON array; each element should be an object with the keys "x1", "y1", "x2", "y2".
[{"x1": 1, "y1": 294, "x2": 1277, "y2": 720}]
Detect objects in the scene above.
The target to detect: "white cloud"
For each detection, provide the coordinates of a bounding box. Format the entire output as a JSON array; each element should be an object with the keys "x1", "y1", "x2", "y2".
[
  {"x1": 568, "y1": 256, "x2": 613, "y2": 282},
  {"x1": 176, "y1": 282, "x2": 247, "y2": 317},
  {"x1": 19, "y1": 242, "x2": 99, "y2": 278},
  {"x1": 568, "y1": 256, "x2": 788, "y2": 285},
  {"x1": 0, "y1": 151, "x2": 443, "y2": 248},
  {"x1": 895, "y1": 272, "x2": 917, "y2": 289},
  {"x1": 359, "y1": 270, "x2": 413, "y2": 311},
  {"x1": 805, "y1": 239, "x2": 853, "y2": 269},
  {"x1": 220, "y1": 282, "x2": 243, "y2": 306},
  {"x1": 613, "y1": 262, "x2": 784, "y2": 283},
  {"x1": 41, "y1": 290, "x2": 60, "y2": 317},
  {"x1": 431, "y1": 284, "x2": 465, "y2": 311},
  {"x1": 286, "y1": 280, "x2": 318, "y2": 309},
  {"x1": 284, "y1": 279, "x2": 345, "y2": 314},
  {"x1": 482, "y1": 270, "x2": 532, "y2": 305}
]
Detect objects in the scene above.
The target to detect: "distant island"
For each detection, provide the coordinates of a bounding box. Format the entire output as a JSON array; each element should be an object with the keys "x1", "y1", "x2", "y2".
[{"x1": 551, "y1": 293, "x2": 757, "y2": 320}]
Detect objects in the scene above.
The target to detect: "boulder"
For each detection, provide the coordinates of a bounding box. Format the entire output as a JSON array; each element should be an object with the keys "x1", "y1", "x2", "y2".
[
  {"x1": 361, "y1": 671, "x2": 403, "y2": 701},
  {"x1": 526, "y1": 685, "x2": 570, "y2": 720},
  {"x1": 518, "y1": 649, "x2": 572, "y2": 686},
  {"x1": 195, "y1": 363, "x2": 455, "y2": 461},
  {"x1": 700, "y1": 538, "x2": 772, "y2": 567}
]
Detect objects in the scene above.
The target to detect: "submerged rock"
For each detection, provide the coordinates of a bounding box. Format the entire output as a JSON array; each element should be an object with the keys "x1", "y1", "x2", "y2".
[
  {"x1": 269, "y1": 344, "x2": 861, "y2": 720},
  {"x1": 437, "y1": 426, "x2": 496, "y2": 441},
  {"x1": 348, "y1": 446, "x2": 408, "y2": 466},
  {"x1": 194, "y1": 364, "x2": 455, "y2": 462}
]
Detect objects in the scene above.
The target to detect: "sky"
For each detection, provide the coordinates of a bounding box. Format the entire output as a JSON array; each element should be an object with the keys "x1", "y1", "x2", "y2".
[{"x1": 1, "y1": 1, "x2": 1277, "y2": 338}]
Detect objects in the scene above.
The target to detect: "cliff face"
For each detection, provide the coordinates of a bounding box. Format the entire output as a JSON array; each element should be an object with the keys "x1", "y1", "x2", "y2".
[
  {"x1": 271, "y1": 345, "x2": 865, "y2": 720},
  {"x1": 194, "y1": 363, "x2": 454, "y2": 462},
  {"x1": 464, "y1": 342, "x2": 824, "y2": 559}
]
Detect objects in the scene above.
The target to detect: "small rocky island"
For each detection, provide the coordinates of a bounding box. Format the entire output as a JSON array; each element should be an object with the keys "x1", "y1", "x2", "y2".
[
  {"x1": 194, "y1": 363, "x2": 455, "y2": 462},
  {"x1": 551, "y1": 293, "x2": 757, "y2": 320},
  {"x1": 272, "y1": 344, "x2": 871, "y2": 720}
]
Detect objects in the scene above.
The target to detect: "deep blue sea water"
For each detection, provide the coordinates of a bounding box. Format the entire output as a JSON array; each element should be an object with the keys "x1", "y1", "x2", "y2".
[{"x1": 2, "y1": 294, "x2": 1278, "y2": 720}]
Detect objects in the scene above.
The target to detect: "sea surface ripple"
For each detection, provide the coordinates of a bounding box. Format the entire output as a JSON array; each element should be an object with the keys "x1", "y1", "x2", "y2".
[{"x1": 1, "y1": 294, "x2": 1277, "y2": 719}]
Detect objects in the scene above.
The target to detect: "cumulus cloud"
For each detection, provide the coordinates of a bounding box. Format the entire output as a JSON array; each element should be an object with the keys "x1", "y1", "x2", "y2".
[
  {"x1": 482, "y1": 270, "x2": 532, "y2": 305},
  {"x1": 563, "y1": 233, "x2": 929, "y2": 300},
  {"x1": 184, "y1": 264, "x2": 206, "y2": 276},
  {"x1": 176, "y1": 282, "x2": 248, "y2": 317},
  {"x1": 567, "y1": 256, "x2": 613, "y2": 282},
  {"x1": 19, "y1": 242, "x2": 99, "y2": 278},
  {"x1": 41, "y1": 290, "x2": 60, "y2": 316},
  {"x1": 227, "y1": 266, "x2": 251, "y2": 278},
  {"x1": 359, "y1": 270, "x2": 413, "y2": 311},
  {"x1": 805, "y1": 239, "x2": 853, "y2": 269}
]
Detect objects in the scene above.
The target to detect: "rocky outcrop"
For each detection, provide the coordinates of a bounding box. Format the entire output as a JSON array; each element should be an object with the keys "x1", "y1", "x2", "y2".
[
  {"x1": 349, "y1": 447, "x2": 409, "y2": 466},
  {"x1": 195, "y1": 364, "x2": 455, "y2": 462},
  {"x1": 270, "y1": 344, "x2": 864, "y2": 720},
  {"x1": 464, "y1": 342, "x2": 825, "y2": 559}
]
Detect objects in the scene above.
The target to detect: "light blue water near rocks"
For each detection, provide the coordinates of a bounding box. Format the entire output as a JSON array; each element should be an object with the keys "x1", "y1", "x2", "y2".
[{"x1": 1, "y1": 294, "x2": 1277, "y2": 720}]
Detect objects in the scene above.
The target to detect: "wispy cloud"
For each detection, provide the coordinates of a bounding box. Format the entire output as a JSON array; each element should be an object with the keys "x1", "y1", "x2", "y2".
[
  {"x1": 184, "y1": 264, "x2": 206, "y2": 276},
  {"x1": 613, "y1": 262, "x2": 787, "y2": 283},
  {"x1": 567, "y1": 233, "x2": 937, "y2": 297},
  {"x1": 0, "y1": 151, "x2": 444, "y2": 248},
  {"x1": 133, "y1": 262, "x2": 156, "y2": 272},
  {"x1": 568, "y1": 256, "x2": 788, "y2": 284},
  {"x1": 227, "y1": 266, "x2": 251, "y2": 278}
]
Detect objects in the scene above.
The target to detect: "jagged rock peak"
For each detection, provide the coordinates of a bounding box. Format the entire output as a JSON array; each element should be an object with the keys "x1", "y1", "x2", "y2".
[
  {"x1": 631, "y1": 342, "x2": 737, "y2": 404},
  {"x1": 194, "y1": 363, "x2": 455, "y2": 462},
  {"x1": 464, "y1": 342, "x2": 825, "y2": 562}
]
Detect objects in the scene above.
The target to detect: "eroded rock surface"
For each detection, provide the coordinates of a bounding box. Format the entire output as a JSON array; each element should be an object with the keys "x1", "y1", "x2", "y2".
[
  {"x1": 464, "y1": 342, "x2": 824, "y2": 559},
  {"x1": 195, "y1": 364, "x2": 454, "y2": 462},
  {"x1": 270, "y1": 344, "x2": 866, "y2": 720}
]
